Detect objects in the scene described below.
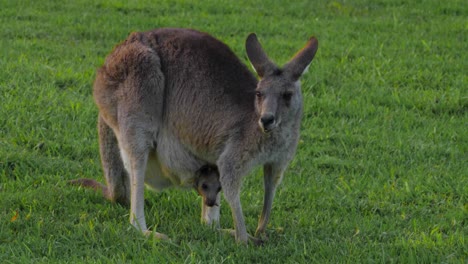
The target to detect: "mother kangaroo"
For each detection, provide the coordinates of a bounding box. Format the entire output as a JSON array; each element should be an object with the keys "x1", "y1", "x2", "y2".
[{"x1": 93, "y1": 28, "x2": 318, "y2": 244}]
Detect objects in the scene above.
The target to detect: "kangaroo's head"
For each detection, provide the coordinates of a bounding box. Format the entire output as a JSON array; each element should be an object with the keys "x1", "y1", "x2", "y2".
[
  {"x1": 195, "y1": 165, "x2": 221, "y2": 207},
  {"x1": 246, "y1": 34, "x2": 318, "y2": 133}
]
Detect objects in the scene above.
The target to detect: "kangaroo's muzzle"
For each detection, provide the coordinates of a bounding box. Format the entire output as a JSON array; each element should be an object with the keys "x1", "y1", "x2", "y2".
[
  {"x1": 204, "y1": 197, "x2": 219, "y2": 207},
  {"x1": 259, "y1": 113, "x2": 276, "y2": 133}
]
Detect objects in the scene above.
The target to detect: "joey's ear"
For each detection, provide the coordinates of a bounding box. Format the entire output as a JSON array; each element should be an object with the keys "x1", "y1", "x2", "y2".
[
  {"x1": 185, "y1": 177, "x2": 197, "y2": 188},
  {"x1": 283, "y1": 37, "x2": 318, "y2": 81},
  {"x1": 245, "y1": 33, "x2": 277, "y2": 78}
]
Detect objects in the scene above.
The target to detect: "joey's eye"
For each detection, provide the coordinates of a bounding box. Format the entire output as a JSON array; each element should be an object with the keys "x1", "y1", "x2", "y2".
[
  {"x1": 201, "y1": 184, "x2": 208, "y2": 190},
  {"x1": 283, "y1": 92, "x2": 293, "y2": 101},
  {"x1": 255, "y1": 91, "x2": 263, "y2": 98}
]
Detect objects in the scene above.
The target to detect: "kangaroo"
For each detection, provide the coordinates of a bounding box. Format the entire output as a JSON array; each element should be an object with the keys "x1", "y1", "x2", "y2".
[
  {"x1": 90, "y1": 28, "x2": 318, "y2": 243},
  {"x1": 194, "y1": 165, "x2": 221, "y2": 207}
]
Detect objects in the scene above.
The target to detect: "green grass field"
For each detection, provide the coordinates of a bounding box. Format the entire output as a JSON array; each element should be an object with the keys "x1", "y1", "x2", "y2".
[{"x1": 1, "y1": 0, "x2": 466, "y2": 262}]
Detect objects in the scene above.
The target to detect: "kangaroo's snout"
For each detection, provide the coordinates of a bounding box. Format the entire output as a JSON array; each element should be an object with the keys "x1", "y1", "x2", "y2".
[
  {"x1": 205, "y1": 197, "x2": 218, "y2": 207},
  {"x1": 260, "y1": 113, "x2": 276, "y2": 132}
]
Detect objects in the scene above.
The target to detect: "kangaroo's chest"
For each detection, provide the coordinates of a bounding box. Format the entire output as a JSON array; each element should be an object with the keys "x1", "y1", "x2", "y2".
[{"x1": 260, "y1": 126, "x2": 300, "y2": 163}]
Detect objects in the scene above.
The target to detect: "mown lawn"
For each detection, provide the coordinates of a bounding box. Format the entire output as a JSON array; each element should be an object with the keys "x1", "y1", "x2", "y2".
[{"x1": 1, "y1": 0, "x2": 466, "y2": 263}]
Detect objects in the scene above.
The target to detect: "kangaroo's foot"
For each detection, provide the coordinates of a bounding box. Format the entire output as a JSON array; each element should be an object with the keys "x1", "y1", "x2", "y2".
[
  {"x1": 219, "y1": 229, "x2": 264, "y2": 246},
  {"x1": 254, "y1": 229, "x2": 269, "y2": 242}
]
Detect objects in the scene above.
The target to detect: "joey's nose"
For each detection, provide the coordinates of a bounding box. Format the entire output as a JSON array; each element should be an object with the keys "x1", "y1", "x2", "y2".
[
  {"x1": 260, "y1": 114, "x2": 275, "y2": 130},
  {"x1": 205, "y1": 197, "x2": 218, "y2": 207}
]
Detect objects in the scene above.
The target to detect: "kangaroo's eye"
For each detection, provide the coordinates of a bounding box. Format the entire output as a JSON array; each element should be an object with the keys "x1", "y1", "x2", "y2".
[
  {"x1": 255, "y1": 91, "x2": 263, "y2": 98},
  {"x1": 201, "y1": 184, "x2": 208, "y2": 190},
  {"x1": 283, "y1": 92, "x2": 293, "y2": 101}
]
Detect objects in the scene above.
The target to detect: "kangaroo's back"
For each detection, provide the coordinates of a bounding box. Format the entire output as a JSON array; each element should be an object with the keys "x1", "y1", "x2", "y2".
[{"x1": 143, "y1": 28, "x2": 258, "y2": 155}]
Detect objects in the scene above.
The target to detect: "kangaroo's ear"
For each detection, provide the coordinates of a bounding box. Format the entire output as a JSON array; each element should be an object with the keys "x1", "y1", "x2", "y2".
[
  {"x1": 246, "y1": 33, "x2": 277, "y2": 78},
  {"x1": 283, "y1": 37, "x2": 318, "y2": 81}
]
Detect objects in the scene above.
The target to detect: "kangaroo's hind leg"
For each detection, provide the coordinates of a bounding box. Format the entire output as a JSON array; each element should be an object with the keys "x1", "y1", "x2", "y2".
[
  {"x1": 97, "y1": 114, "x2": 131, "y2": 205},
  {"x1": 112, "y1": 38, "x2": 166, "y2": 238},
  {"x1": 116, "y1": 115, "x2": 168, "y2": 240},
  {"x1": 69, "y1": 115, "x2": 131, "y2": 205}
]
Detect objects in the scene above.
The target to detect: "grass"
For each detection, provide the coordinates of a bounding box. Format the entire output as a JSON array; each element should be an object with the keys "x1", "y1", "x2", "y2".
[{"x1": 1, "y1": 0, "x2": 466, "y2": 262}]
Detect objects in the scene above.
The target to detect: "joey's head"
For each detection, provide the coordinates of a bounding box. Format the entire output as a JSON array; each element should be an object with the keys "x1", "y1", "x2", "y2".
[
  {"x1": 246, "y1": 34, "x2": 319, "y2": 133},
  {"x1": 195, "y1": 165, "x2": 221, "y2": 207}
]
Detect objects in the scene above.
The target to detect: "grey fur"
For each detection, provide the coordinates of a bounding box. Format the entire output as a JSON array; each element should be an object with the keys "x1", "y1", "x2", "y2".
[{"x1": 92, "y1": 28, "x2": 318, "y2": 243}]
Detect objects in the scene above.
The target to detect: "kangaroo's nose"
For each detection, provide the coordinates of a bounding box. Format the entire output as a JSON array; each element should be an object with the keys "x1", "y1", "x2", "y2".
[
  {"x1": 205, "y1": 198, "x2": 218, "y2": 207},
  {"x1": 260, "y1": 114, "x2": 275, "y2": 128}
]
